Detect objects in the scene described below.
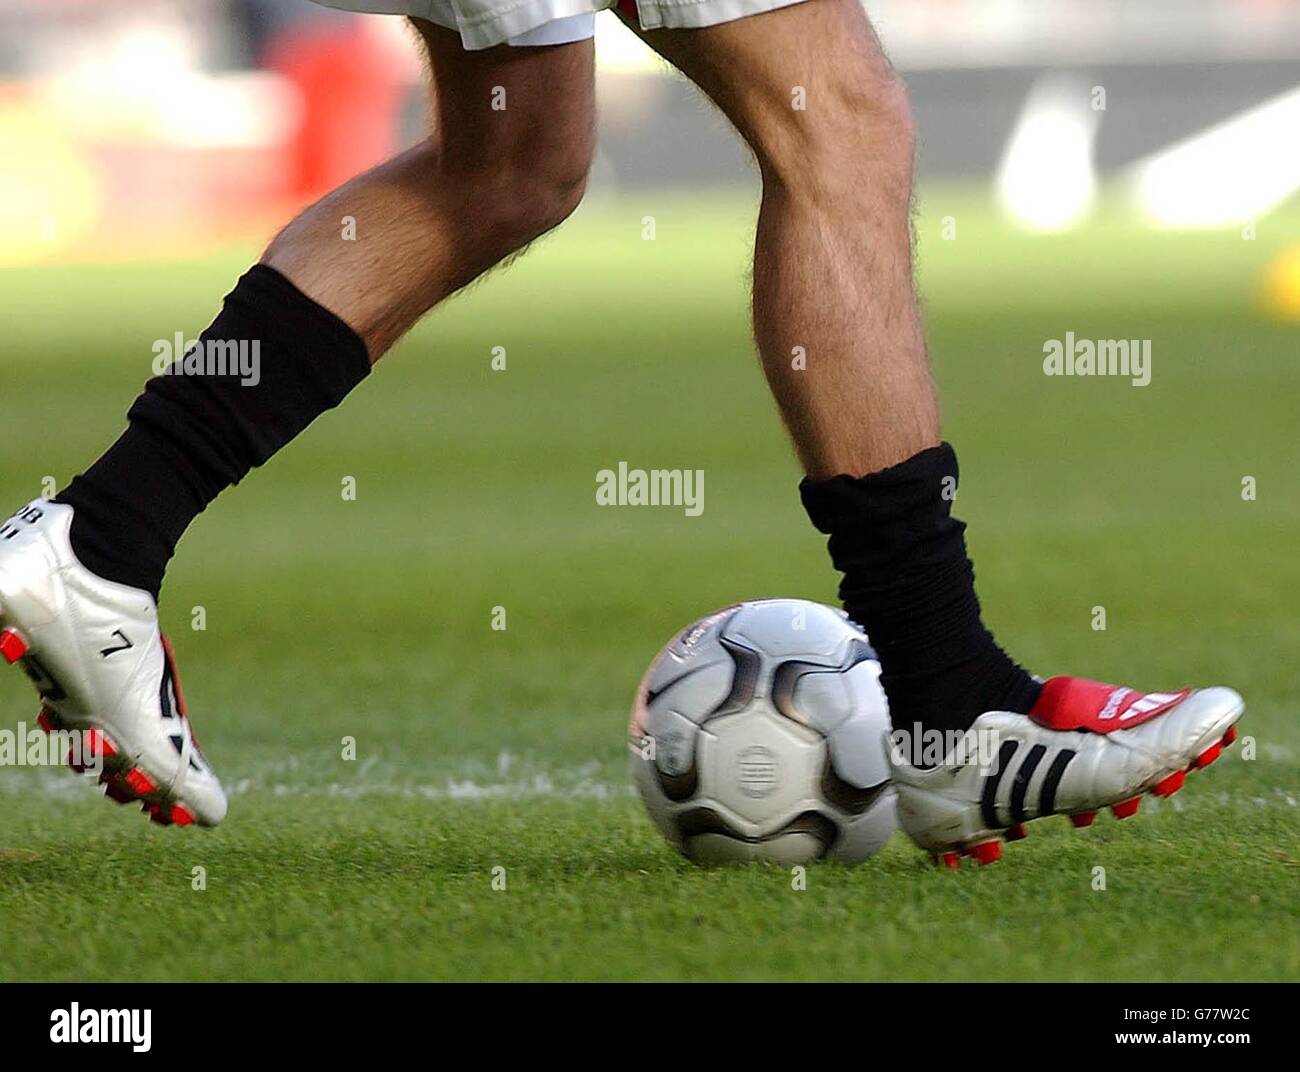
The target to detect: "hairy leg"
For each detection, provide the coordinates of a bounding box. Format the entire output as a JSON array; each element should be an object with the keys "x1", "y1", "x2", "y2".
[
  {"x1": 264, "y1": 20, "x2": 596, "y2": 359},
  {"x1": 620, "y1": 0, "x2": 938, "y2": 478},
  {"x1": 629, "y1": 1, "x2": 1041, "y2": 739}
]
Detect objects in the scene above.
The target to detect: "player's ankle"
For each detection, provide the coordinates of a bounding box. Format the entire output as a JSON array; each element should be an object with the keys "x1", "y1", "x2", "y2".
[
  {"x1": 54, "y1": 265, "x2": 370, "y2": 603},
  {"x1": 800, "y1": 441, "x2": 1041, "y2": 743},
  {"x1": 880, "y1": 639, "x2": 1041, "y2": 741},
  {"x1": 54, "y1": 425, "x2": 203, "y2": 600}
]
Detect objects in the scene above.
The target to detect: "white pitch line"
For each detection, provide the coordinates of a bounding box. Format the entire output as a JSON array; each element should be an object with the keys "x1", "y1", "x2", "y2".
[{"x1": 0, "y1": 759, "x2": 634, "y2": 803}]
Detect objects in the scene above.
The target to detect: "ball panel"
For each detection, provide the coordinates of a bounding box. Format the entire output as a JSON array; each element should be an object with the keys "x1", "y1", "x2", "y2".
[
  {"x1": 777, "y1": 664, "x2": 855, "y2": 734},
  {"x1": 826, "y1": 789, "x2": 897, "y2": 861},
  {"x1": 646, "y1": 662, "x2": 735, "y2": 731},
  {"x1": 723, "y1": 598, "x2": 859, "y2": 663},
  {"x1": 819, "y1": 757, "x2": 890, "y2": 815},
  {"x1": 827, "y1": 710, "x2": 892, "y2": 790},
  {"x1": 681, "y1": 810, "x2": 838, "y2": 865},
  {"x1": 630, "y1": 747, "x2": 683, "y2": 849},
  {"x1": 698, "y1": 709, "x2": 824, "y2": 831},
  {"x1": 644, "y1": 706, "x2": 698, "y2": 777},
  {"x1": 843, "y1": 657, "x2": 889, "y2": 724},
  {"x1": 685, "y1": 831, "x2": 824, "y2": 866}
]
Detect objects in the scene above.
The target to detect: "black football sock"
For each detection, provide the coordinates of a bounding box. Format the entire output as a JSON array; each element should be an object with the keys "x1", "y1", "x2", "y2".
[
  {"x1": 55, "y1": 265, "x2": 370, "y2": 600},
  {"x1": 800, "y1": 442, "x2": 1041, "y2": 743}
]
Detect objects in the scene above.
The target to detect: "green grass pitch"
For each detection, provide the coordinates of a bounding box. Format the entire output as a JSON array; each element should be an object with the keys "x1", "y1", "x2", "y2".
[{"x1": 0, "y1": 190, "x2": 1297, "y2": 981}]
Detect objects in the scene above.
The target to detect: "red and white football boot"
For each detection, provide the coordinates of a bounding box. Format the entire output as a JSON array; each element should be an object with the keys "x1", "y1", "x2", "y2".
[
  {"x1": 0, "y1": 501, "x2": 226, "y2": 827},
  {"x1": 890, "y1": 676, "x2": 1243, "y2": 867}
]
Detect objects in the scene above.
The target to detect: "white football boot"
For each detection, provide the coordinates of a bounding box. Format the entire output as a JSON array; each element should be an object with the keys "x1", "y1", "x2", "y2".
[
  {"x1": 0, "y1": 501, "x2": 226, "y2": 827},
  {"x1": 890, "y1": 676, "x2": 1243, "y2": 867}
]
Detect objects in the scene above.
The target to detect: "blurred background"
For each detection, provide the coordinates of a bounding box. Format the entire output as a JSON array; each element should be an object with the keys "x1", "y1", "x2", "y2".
[{"x1": 1, "y1": 0, "x2": 1299, "y2": 299}]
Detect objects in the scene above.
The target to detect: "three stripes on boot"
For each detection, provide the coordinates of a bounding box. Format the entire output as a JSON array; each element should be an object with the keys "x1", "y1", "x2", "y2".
[{"x1": 980, "y1": 740, "x2": 1077, "y2": 829}]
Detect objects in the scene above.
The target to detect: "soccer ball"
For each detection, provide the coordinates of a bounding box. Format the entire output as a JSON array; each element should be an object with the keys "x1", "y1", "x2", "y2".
[{"x1": 629, "y1": 598, "x2": 896, "y2": 865}]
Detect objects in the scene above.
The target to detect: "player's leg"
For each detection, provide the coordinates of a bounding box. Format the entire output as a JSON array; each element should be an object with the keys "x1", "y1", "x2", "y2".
[
  {"x1": 0, "y1": 22, "x2": 596, "y2": 828},
  {"x1": 56, "y1": 20, "x2": 594, "y2": 601},
  {"x1": 63, "y1": 21, "x2": 595, "y2": 595},
  {"x1": 621, "y1": 0, "x2": 1031, "y2": 726},
  {"x1": 624, "y1": 0, "x2": 1243, "y2": 861},
  {"x1": 620, "y1": 0, "x2": 936, "y2": 479},
  {"x1": 265, "y1": 19, "x2": 596, "y2": 358}
]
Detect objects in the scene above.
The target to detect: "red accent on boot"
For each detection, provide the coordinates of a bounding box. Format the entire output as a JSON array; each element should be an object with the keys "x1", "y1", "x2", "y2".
[
  {"x1": 1111, "y1": 797, "x2": 1141, "y2": 819},
  {"x1": 1030, "y1": 676, "x2": 1190, "y2": 733},
  {"x1": 124, "y1": 768, "x2": 157, "y2": 796},
  {"x1": 1152, "y1": 770, "x2": 1185, "y2": 797},
  {"x1": 0, "y1": 628, "x2": 28, "y2": 664},
  {"x1": 1193, "y1": 742, "x2": 1222, "y2": 768}
]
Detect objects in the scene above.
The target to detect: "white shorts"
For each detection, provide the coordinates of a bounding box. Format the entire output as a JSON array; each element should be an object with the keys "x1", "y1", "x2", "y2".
[{"x1": 309, "y1": 0, "x2": 806, "y2": 52}]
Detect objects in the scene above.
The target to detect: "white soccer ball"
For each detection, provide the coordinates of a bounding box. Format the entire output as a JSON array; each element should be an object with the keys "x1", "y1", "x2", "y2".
[{"x1": 629, "y1": 598, "x2": 896, "y2": 865}]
